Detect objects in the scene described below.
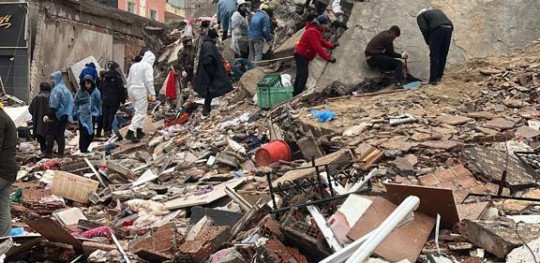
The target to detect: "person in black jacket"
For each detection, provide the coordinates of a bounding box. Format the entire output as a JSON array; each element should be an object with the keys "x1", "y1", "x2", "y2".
[
  {"x1": 365, "y1": 26, "x2": 408, "y2": 87},
  {"x1": 417, "y1": 8, "x2": 453, "y2": 85},
  {"x1": 0, "y1": 105, "x2": 18, "y2": 237},
  {"x1": 194, "y1": 29, "x2": 233, "y2": 116},
  {"x1": 101, "y1": 61, "x2": 126, "y2": 137},
  {"x1": 29, "y1": 82, "x2": 52, "y2": 153}
]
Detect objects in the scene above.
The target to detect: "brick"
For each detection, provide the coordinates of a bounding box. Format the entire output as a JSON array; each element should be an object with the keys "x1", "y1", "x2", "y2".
[
  {"x1": 450, "y1": 165, "x2": 473, "y2": 177},
  {"x1": 454, "y1": 189, "x2": 470, "y2": 204},
  {"x1": 435, "y1": 168, "x2": 455, "y2": 183},
  {"x1": 418, "y1": 174, "x2": 440, "y2": 186},
  {"x1": 438, "y1": 181, "x2": 457, "y2": 190},
  {"x1": 468, "y1": 184, "x2": 488, "y2": 195},
  {"x1": 455, "y1": 176, "x2": 479, "y2": 189},
  {"x1": 485, "y1": 182, "x2": 500, "y2": 194}
]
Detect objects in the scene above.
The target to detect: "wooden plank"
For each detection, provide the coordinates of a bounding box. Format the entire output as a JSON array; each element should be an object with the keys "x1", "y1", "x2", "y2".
[
  {"x1": 52, "y1": 171, "x2": 99, "y2": 203},
  {"x1": 164, "y1": 178, "x2": 246, "y2": 210},
  {"x1": 384, "y1": 183, "x2": 460, "y2": 229},
  {"x1": 347, "y1": 196, "x2": 435, "y2": 263},
  {"x1": 27, "y1": 218, "x2": 82, "y2": 253}
]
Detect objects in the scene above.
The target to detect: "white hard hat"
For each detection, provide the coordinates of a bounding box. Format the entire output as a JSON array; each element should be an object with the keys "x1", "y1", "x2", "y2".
[{"x1": 237, "y1": 0, "x2": 247, "y2": 7}]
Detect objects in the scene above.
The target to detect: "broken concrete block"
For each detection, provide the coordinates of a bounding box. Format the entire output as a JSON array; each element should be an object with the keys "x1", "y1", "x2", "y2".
[
  {"x1": 389, "y1": 157, "x2": 415, "y2": 176},
  {"x1": 507, "y1": 237, "x2": 540, "y2": 263},
  {"x1": 107, "y1": 161, "x2": 136, "y2": 180},
  {"x1": 297, "y1": 136, "x2": 324, "y2": 160},
  {"x1": 238, "y1": 68, "x2": 265, "y2": 97},
  {"x1": 515, "y1": 125, "x2": 540, "y2": 139},
  {"x1": 436, "y1": 115, "x2": 473, "y2": 125},
  {"x1": 419, "y1": 140, "x2": 460, "y2": 150},
  {"x1": 209, "y1": 247, "x2": 246, "y2": 263},
  {"x1": 484, "y1": 118, "x2": 515, "y2": 130},
  {"x1": 460, "y1": 220, "x2": 540, "y2": 258},
  {"x1": 52, "y1": 207, "x2": 87, "y2": 226}
]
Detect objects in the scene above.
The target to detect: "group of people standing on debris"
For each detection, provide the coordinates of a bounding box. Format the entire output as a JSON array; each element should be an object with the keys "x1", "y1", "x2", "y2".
[{"x1": 29, "y1": 60, "x2": 135, "y2": 155}]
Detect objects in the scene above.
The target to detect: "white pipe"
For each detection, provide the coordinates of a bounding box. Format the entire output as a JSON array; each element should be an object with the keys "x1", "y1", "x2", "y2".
[
  {"x1": 348, "y1": 168, "x2": 377, "y2": 193},
  {"x1": 345, "y1": 196, "x2": 420, "y2": 263},
  {"x1": 307, "y1": 205, "x2": 343, "y2": 252},
  {"x1": 319, "y1": 230, "x2": 376, "y2": 263},
  {"x1": 318, "y1": 172, "x2": 347, "y2": 195}
]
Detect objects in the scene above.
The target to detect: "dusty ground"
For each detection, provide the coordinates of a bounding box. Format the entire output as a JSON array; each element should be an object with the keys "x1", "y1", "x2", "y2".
[{"x1": 298, "y1": 42, "x2": 540, "y2": 134}]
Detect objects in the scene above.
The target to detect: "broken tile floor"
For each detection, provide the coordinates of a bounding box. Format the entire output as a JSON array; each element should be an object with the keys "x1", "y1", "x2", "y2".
[{"x1": 6, "y1": 21, "x2": 540, "y2": 263}]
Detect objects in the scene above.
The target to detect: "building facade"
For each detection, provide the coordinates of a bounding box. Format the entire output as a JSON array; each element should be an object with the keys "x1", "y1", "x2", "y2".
[{"x1": 118, "y1": 0, "x2": 166, "y2": 23}]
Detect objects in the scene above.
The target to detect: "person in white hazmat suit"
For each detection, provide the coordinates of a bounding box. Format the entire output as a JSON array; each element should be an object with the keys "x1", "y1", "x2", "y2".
[{"x1": 126, "y1": 51, "x2": 156, "y2": 143}]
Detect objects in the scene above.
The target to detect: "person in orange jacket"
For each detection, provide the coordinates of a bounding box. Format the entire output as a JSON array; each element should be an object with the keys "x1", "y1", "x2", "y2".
[{"x1": 293, "y1": 15, "x2": 338, "y2": 96}]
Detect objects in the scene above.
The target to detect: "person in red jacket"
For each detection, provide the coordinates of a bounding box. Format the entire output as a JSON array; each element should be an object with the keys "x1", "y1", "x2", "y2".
[{"x1": 293, "y1": 15, "x2": 338, "y2": 96}]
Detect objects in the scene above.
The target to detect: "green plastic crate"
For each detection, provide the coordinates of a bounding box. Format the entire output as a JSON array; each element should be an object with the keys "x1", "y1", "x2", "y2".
[
  {"x1": 257, "y1": 74, "x2": 281, "y2": 87},
  {"x1": 257, "y1": 85, "x2": 294, "y2": 109}
]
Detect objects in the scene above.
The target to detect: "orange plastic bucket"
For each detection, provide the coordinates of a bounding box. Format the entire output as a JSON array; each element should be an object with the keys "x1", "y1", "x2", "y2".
[{"x1": 255, "y1": 140, "x2": 292, "y2": 166}]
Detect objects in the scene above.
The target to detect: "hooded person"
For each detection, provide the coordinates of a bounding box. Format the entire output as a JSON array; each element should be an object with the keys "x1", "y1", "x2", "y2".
[
  {"x1": 293, "y1": 15, "x2": 337, "y2": 96},
  {"x1": 101, "y1": 61, "x2": 127, "y2": 137},
  {"x1": 126, "y1": 51, "x2": 156, "y2": 143},
  {"x1": 45, "y1": 71, "x2": 74, "y2": 157},
  {"x1": 194, "y1": 29, "x2": 233, "y2": 116},
  {"x1": 73, "y1": 75, "x2": 101, "y2": 153},
  {"x1": 29, "y1": 82, "x2": 52, "y2": 153},
  {"x1": 230, "y1": 0, "x2": 250, "y2": 59},
  {"x1": 79, "y1": 62, "x2": 99, "y2": 85}
]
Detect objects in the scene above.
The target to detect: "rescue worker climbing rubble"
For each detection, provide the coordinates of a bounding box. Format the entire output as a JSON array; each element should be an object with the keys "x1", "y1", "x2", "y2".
[{"x1": 126, "y1": 51, "x2": 156, "y2": 143}]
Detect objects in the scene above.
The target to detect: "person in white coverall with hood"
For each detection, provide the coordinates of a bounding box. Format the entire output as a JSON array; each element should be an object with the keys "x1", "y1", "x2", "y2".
[{"x1": 126, "y1": 51, "x2": 156, "y2": 143}]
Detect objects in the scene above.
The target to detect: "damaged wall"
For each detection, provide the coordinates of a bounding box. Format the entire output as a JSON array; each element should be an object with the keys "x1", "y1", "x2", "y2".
[
  {"x1": 28, "y1": 0, "x2": 160, "y2": 99},
  {"x1": 317, "y1": 0, "x2": 540, "y2": 88}
]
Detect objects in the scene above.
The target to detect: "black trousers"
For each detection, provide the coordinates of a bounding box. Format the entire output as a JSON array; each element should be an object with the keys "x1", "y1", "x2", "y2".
[
  {"x1": 367, "y1": 55, "x2": 404, "y2": 85},
  {"x1": 204, "y1": 89, "x2": 212, "y2": 114},
  {"x1": 102, "y1": 104, "x2": 120, "y2": 133},
  {"x1": 429, "y1": 26, "x2": 453, "y2": 82},
  {"x1": 35, "y1": 135, "x2": 47, "y2": 153},
  {"x1": 46, "y1": 117, "x2": 67, "y2": 156},
  {"x1": 79, "y1": 121, "x2": 94, "y2": 153},
  {"x1": 293, "y1": 53, "x2": 309, "y2": 96},
  {"x1": 95, "y1": 116, "x2": 103, "y2": 136}
]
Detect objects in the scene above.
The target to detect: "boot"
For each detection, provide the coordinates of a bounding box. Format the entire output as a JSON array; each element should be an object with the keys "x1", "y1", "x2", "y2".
[
  {"x1": 126, "y1": 130, "x2": 140, "y2": 143},
  {"x1": 136, "y1": 128, "x2": 145, "y2": 139}
]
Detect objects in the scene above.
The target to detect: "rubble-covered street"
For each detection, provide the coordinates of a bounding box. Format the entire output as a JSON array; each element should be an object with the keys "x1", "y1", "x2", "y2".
[{"x1": 1, "y1": 0, "x2": 540, "y2": 262}]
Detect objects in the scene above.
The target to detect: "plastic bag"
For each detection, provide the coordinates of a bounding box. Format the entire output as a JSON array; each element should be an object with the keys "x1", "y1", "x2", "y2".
[{"x1": 311, "y1": 109, "x2": 337, "y2": 122}]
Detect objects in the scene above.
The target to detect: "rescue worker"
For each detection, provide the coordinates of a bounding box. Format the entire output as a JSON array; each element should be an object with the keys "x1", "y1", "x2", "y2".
[
  {"x1": 230, "y1": 0, "x2": 250, "y2": 59},
  {"x1": 417, "y1": 8, "x2": 453, "y2": 85},
  {"x1": 126, "y1": 51, "x2": 156, "y2": 143},
  {"x1": 249, "y1": 5, "x2": 273, "y2": 62},
  {"x1": 364, "y1": 26, "x2": 408, "y2": 88},
  {"x1": 293, "y1": 15, "x2": 337, "y2": 96},
  {"x1": 0, "y1": 102, "x2": 17, "y2": 238},
  {"x1": 194, "y1": 29, "x2": 233, "y2": 116},
  {"x1": 101, "y1": 61, "x2": 126, "y2": 137},
  {"x1": 73, "y1": 75, "x2": 101, "y2": 153},
  {"x1": 29, "y1": 82, "x2": 52, "y2": 154},
  {"x1": 45, "y1": 71, "x2": 74, "y2": 158},
  {"x1": 217, "y1": 0, "x2": 237, "y2": 41}
]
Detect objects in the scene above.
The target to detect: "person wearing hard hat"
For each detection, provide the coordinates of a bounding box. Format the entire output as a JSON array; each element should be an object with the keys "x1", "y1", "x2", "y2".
[
  {"x1": 249, "y1": 4, "x2": 273, "y2": 62},
  {"x1": 230, "y1": 0, "x2": 250, "y2": 59}
]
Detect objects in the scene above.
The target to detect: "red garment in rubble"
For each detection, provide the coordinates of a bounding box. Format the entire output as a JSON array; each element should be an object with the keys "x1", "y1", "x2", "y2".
[{"x1": 165, "y1": 70, "x2": 178, "y2": 100}]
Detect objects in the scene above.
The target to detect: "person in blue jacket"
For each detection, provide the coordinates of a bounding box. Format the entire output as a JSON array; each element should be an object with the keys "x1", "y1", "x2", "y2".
[
  {"x1": 73, "y1": 75, "x2": 101, "y2": 153},
  {"x1": 79, "y1": 62, "x2": 98, "y2": 85},
  {"x1": 249, "y1": 5, "x2": 273, "y2": 62},
  {"x1": 217, "y1": 0, "x2": 237, "y2": 41},
  {"x1": 44, "y1": 71, "x2": 74, "y2": 158}
]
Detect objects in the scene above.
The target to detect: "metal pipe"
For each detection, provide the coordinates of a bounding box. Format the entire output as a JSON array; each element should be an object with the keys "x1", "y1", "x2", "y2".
[
  {"x1": 270, "y1": 189, "x2": 369, "y2": 214},
  {"x1": 345, "y1": 196, "x2": 420, "y2": 263},
  {"x1": 319, "y1": 230, "x2": 376, "y2": 263}
]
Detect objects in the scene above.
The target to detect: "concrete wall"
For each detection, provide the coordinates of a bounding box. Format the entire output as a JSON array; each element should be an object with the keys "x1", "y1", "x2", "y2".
[
  {"x1": 29, "y1": 0, "x2": 154, "y2": 100},
  {"x1": 317, "y1": 0, "x2": 540, "y2": 88},
  {"x1": 118, "y1": 0, "x2": 166, "y2": 22}
]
